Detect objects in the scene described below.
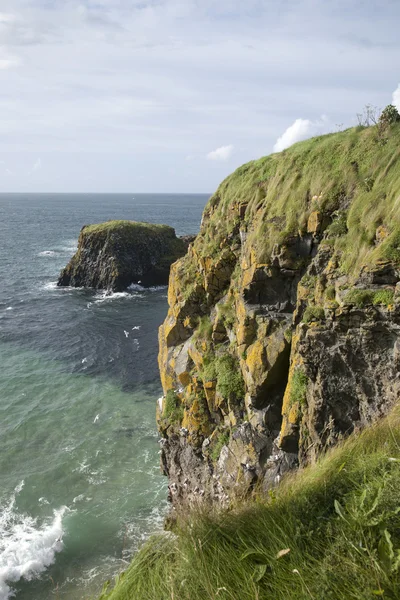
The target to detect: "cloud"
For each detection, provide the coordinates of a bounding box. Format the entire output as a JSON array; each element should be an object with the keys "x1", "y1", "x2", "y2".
[
  {"x1": 393, "y1": 84, "x2": 400, "y2": 111},
  {"x1": 0, "y1": 1, "x2": 400, "y2": 192},
  {"x1": 273, "y1": 117, "x2": 332, "y2": 152},
  {"x1": 206, "y1": 144, "x2": 234, "y2": 161},
  {"x1": 28, "y1": 158, "x2": 41, "y2": 174},
  {"x1": 0, "y1": 13, "x2": 16, "y2": 24},
  {"x1": 0, "y1": 52, "x2": 21, "y2": 69}
]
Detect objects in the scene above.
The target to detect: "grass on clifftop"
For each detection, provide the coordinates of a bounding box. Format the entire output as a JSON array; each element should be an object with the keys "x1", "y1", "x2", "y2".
[
  {"x1": 97, "y1": 405, "x2": 400, "y2": 600},
  {"x1": 82, "y1": 220, "x2": 176, "y2": 236},
  {"x1": 197, "y1": 123, "x2": 400, "y2": 276}
]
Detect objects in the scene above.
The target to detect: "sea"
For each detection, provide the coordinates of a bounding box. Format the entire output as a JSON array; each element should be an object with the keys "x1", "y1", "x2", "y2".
[{"x1": 0, "y1": 193, "x2": 208, "y2": 600}]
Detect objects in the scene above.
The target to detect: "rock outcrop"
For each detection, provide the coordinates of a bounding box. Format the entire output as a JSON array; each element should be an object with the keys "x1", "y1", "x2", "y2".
[
  {"x1": 158, "y1": 124, "x2": 400, "y2": 509},
  {"x1": 58, "y1": 220, "x2": 190, "y2": 291}
]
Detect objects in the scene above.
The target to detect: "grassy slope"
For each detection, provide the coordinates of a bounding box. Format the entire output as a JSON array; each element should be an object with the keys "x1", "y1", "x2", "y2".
[
  {"x1": 197, "y1": 123, "x2": 400, "y2": 275},
  {"x1": 98, "y1": 405, "x2": 400, "y2": 600}
]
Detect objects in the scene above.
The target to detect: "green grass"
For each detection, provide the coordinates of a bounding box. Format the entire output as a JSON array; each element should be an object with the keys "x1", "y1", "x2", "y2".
[
  {"x1": 210, "y1": 430, "x2": 231, "y2": 461},
  {"x1": 215, "y1": 354, "x2": 245, "y2": 400},
  {"x1": 161, "y1": 390, "x2": 184, "y2": 426},
  {"x1": 345, "y1": 288, "x2": 395, "y2": 308},
  {"x1": 83, "y1": 220, "x2": 175, "y2": 236},
  {"x1": 195, "y1": 123, "x2": 400, "y2": 277},
  {"x1": 290, "y1": 368, "x2": 308, "y2": 407},
  {"x1": 97, "y1": 405, "x2": 400, "y2": 600},
  {"x1": 302, "y1": 305, "x2": 325, "y2": 323}
]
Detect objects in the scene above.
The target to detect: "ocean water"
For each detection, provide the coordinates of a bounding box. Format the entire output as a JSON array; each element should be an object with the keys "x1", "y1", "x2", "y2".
[{"x1": 0, "y1": 193, "x2": 208, "y2": 600}]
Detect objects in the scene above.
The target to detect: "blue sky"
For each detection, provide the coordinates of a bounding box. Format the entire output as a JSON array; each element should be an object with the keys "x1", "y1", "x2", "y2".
[{"x1": 0, "y1": 0, "x2": 399, "y2": 192}]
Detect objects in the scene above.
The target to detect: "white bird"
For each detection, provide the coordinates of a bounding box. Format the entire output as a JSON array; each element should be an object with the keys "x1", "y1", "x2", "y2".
[
  {"x1": 93, "y1": 414, "x2": 99, "y2": 423},
  {"x1": 124, "y1": 330, "x2": 129, "y2": 338}
]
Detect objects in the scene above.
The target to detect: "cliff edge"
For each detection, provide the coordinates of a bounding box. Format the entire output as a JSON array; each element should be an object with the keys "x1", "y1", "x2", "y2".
[
  {"x1": 158, "y1": 123, "x2": 400, "y2": 508},
  {"x1": 58, "y1": 220, "x2": 189, "y2": 291}
]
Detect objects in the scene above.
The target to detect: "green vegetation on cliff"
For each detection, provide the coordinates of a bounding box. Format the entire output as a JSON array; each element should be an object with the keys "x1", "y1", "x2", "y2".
[
  {"x1": 196, "y1": 121, "x2": 400, "y2": 275},
  {"x1": 98, "y1": 405, "x2": 400, "y2": 600}
]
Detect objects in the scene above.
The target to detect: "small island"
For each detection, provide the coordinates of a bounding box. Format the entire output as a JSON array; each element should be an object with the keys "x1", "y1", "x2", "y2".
[{"x1": 58, "y1": 220, "x2": 192, "y2": 291}]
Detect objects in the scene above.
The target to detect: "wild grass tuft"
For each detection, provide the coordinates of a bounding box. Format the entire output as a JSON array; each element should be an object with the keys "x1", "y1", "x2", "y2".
[{"x1": 99, "y1": 406, "x2": 400, "y2": 600}]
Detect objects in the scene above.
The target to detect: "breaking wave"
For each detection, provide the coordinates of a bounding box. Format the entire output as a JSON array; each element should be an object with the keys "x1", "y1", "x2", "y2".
[{"x1": 0, "y1": 482, "x2": 67, "y2": 600}]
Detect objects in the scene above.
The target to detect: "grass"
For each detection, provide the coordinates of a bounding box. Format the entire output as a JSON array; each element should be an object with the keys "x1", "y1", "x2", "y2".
[
  {"x1": 82, "y1": 220, "x2": 175, "y2": 235},
  {"x1": 194, "y1": 123, "x2": 400, "y2": 277},
  {"x1": 210, "y1": 430, "x2": 231, "y2": 461},
  {"x1": 345, "y1": 288, "x2": 395, "y2": 308},
  {"x1": 290, "y1": 368, "x2": 308, "y2": 407},
  {"x1": 97, "y1": 405, "x2": 400, "y2": 600},
  {"x1": 215, "y1": 354, "x2": 245, "y2": 400},
  {"x1": 302, "y1": 306, "x2": 325, "y2": 323},
  {"x1": 162, "y1": 390, "x2": 184, "y2": 426}
]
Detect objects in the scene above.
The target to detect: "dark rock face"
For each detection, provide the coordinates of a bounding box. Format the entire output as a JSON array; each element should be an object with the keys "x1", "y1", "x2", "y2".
[{"x1": 58, "y1": 220, "x2": 191, "y2": 291}]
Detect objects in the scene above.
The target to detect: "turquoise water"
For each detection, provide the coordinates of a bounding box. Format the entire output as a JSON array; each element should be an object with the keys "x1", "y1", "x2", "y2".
[{"x1": 0, "y1": 194, "x2": 207, "y2": 599}]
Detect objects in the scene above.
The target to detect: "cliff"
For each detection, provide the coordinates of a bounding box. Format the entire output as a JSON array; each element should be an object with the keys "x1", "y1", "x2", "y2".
[
  {"x1": 58, "y1": 220, "x2": 189, "y2": 291},
  {"x1": 158, "y1": 123, "x2": 400, "y2": 508}
]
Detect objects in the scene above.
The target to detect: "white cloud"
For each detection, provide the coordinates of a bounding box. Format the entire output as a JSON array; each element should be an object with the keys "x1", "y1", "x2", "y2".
[
  {"x1": 28, "y1": 158, "x2": 41, "y2": 174},
  {"x1": 206, "y1": 144, "x2": 234, "y2": 161},
  {"x1": 0, "y1": 53, "x2": 20, "y2": 69},
  {"x1": 0, "y1": 1, "x2": 400, "y2": 192},
  {"x1": 273, "y1": 117, "x2": 332, "y2": 152},
  {"x1": 0, "y1": 13, "x2": 16, "y2": 23},
  {"x1": 393, "y1": 84, "x2": 400, "y2": 111}
]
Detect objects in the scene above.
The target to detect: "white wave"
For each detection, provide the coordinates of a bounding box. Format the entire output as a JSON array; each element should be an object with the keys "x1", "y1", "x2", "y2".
[
  {"x1": 0, "y1": 482, "x2": 67, "y2": 600},
  {"x1": 128, "y1": 283, "x2": 167, "y2": 292},
  {"x1": 5, "y1": 307, "x2": 12, "y2": 311},
  {"x1": 42, "y1": 281, "x2": 58, "y2": 291},
  {"x1": 38, "y1": 250, "x2": 57, "y2": 257},
  {"x1": 42, "y1": 281, "x2": 84, "y2": 292},
  {"x1": 72, "y1": 494, "x2": 85, "y2": 504},
  {"x1": 94, "y1": 291, "x2": 131, "y2": 304}
]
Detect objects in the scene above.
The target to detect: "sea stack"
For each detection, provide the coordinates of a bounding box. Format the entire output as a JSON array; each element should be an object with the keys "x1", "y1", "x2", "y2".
[{"x1": 58, "y1": 220, "x2": 191, "y2": 291}]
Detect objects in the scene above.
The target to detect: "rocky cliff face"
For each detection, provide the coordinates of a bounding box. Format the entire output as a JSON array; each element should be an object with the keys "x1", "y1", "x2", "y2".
[
  {"x1": 58, "y1": 220, "x2": 189, "y2": 291},
  {"x1": 158, "y1": 124, "x2": 400, "y2": 508}
]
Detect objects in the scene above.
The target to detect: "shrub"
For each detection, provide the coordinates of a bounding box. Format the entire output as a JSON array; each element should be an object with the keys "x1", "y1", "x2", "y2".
[
  {"x1": 216, "y1": 354, "x2": 245, "y2": 400},
  {"x1": 345, "y1": 288, "x2": 394, "y2": 308},
  {"x1": 326, "y1": 211, "x2": 348, "y2": 237},
  {"x1": 379, "y1": 104, "x2": 400, "y2": 126},
  {"x1": 303, "y1": 305, "x2": 325, "y2": 323},
  {"x1": 163, "y1": 390, "x2": 184, "y2": 425},
  {"x1": 372, "y1": 289, "x2": 394, "y2": 307},
  {"x1": 201, "y1": 352, "x2": 217, "y2": 382},
  {"x1": 325, "y1": 285, "x2": 336, "y2": 301},
  {"x1": 195, "y1": 315, "x2": 213, "y2": 339},
  {"x1": 290, "y1": 368, "x2": 308, "y2": 406}
]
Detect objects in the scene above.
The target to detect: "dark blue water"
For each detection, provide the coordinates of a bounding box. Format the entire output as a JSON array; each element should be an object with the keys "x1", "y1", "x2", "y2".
[{"x1": 0, "y1": 194, "x2": 208, "y2": 600}]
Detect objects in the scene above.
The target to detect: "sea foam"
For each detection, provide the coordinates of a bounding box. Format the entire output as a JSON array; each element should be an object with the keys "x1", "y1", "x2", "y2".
[{"x1": 0, "y1": 482, "x2": 67, "y2": 600}]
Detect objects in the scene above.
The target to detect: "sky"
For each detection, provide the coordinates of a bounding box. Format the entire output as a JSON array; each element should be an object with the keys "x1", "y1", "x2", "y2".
[{"x1": 0, "y1": 0, "x2": 400, "y2": 193}]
